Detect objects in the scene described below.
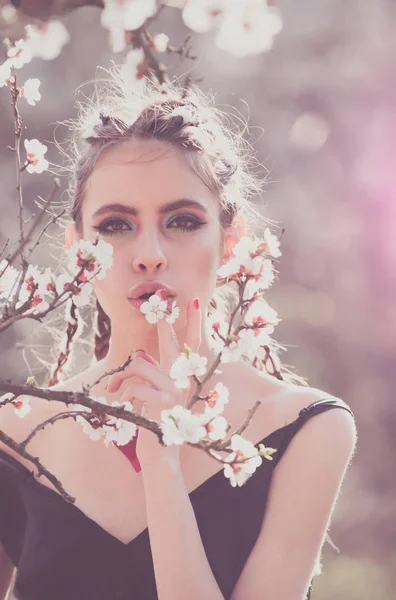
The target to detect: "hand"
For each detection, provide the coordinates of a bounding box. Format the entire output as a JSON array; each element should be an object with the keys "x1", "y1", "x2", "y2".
[{"x1": 106, "y1": 293, "x2": 202, "y2": 471}]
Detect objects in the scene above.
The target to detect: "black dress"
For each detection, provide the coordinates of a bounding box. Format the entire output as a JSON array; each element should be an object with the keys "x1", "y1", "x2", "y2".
[{"x1": 0, "y1": 396, "x2": 354, "y2": 600}]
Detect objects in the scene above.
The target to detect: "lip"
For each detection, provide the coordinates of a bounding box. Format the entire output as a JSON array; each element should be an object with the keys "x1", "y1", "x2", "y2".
[
  {"x1": 128, "y1": 295, "x2": 176, "y2": 312},
  {"x1": 127, "y1": 281, "x2": 176, "y2": 300}
]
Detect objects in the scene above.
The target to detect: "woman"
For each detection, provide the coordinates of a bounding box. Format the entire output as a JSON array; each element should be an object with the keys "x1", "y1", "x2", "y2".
[{"x1": 0, "y1": 70, "x2": 357, "y2": 600}]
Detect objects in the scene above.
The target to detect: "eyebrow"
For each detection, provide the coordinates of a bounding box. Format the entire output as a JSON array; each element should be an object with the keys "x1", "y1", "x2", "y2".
[{"x1": 91, "y1": 198, "x2": 208, "y2": 219}]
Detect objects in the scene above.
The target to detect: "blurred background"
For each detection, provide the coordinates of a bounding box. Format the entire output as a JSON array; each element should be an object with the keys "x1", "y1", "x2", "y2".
[{"x1": 0, "y1": 1, "x2": 395, "y2": 598}]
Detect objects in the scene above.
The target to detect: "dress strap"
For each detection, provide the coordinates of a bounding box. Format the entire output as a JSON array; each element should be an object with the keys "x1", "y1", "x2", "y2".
[
  {"x1": 298, "y1": 396, "x2": 355, "y2": 420},
  {"x1": 273, "y1": 395, "x2": 355, "y2": 465}
]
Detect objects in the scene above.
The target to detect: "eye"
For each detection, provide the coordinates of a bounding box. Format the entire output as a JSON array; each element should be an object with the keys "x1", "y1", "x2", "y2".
[
  {"x1": 93, "y1": 215, "x2": 206, "y2": 236},
  {"x1": 92, "y1": 219, "x2": 132, "y2": 236},
  {"x1": 167, "y1": 215, "x2": 206, "y2": 232}
]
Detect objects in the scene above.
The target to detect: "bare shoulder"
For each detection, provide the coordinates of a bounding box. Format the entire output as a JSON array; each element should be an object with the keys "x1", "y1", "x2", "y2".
[
  {"x1": 246, "y1": 366, "x2": 356, "y2": 445},
  {"x1": 286, "y1": 384, "x2": 357, "y2": 455}
]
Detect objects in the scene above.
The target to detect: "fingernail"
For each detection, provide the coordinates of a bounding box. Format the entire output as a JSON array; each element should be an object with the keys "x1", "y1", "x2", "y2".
[
  {"x1": 193, "y1": 297, "x2": 200, "y2": 310},
  {"x1": 105, "y1": 383, "x2": 108, "y2": 390}
]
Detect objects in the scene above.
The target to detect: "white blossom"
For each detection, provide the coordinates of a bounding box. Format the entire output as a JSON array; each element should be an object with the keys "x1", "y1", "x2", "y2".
[
  {"x1": 182, "y1": 0, "x2": 229, "y2": 33},
  {"x1": 202, "y1": 381, "x2": 230, "y2": 417},
  {"x1": 152, "y1": 33, "x2": 169, "y2": 52},
  {"x1": 216, "y1": 233, "x2": 276, "y2": 291},
  {"x1": 24, "y1": 139, "x2": 49, "y2": 174},
  {"x1": 216, "y1": 1, "x2": 283, "y2": 58},
  {"x1": 219, "y1": 337, "x2": 243, "y2": 363},
  {"x1": 0, "y1": 260, "x2": 20, "y2": 302},
  {"x1": 7, "y1": 39, "x2": 32, "y2": 69},
  {"x1": 201, "y1": 413, "x2": 228, "y2": 441},
  {"x1": 139, "y1": 293, "x2": 168, "y2": 324},
  {"x1": 263, "y1": 227, "x2": 282, "y2": 258},
  {"x1": 121, "y1": 48, "x2": 146, "y2": 87},
  {"x1": 20, "y1": 78, "x2": 41, "y2": 106},
  {"x1": 12, "y1": 397, "x2": 32, "y2": 418},
  {"x1": 164, "y1": 299, "x2": 181, "y2": 324},
  {"x1": 223, "y1": 433, "x2": 263, "y2": 487},
  {"x1": 0, "y1": 60, "x2": 13, "y2": 88},
  {"x1": 244, "y1": 298, "x2": 280, "y2": 335},
  {"x1": 101, "y1": 0, "x2": 157, "y2": 32},
  {"x1": 66, "y1": 238, "x2": 114, "y2": 282},
  {"x1": 169, "y1": 351, "x2": 207, "y2": 389},
  {"x1": 25, "y1": 21, "x2": 70, "y2": 60},
  {"x1": 13, "y1": 263, "x2": 49, "y2": 314},
  {"x1": 160, "y1": 405, "x2": 207, "y2": 446},
  {"x1": 109, "y1": 27, "x2": 127, "y2": 53},
  {"x1": 102, "y1": 400, "x2": 138, "y2": 446}
]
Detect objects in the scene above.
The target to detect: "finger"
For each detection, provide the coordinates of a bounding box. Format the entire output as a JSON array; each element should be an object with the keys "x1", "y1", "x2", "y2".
[
  {"x1": 156, "y1": 293, "x2": 180, "y2": 371},
  {"x1": 119, "y1": 382, "x2": 170, "y2": 407},
  {"x1": 186, "y1": 297, "x2": 201, "y2": 354},
  {"x1": 107, "y1": 357, "x2": 172, "y2": 394}
]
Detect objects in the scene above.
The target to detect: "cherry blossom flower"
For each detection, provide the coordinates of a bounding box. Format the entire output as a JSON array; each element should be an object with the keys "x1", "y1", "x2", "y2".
[
  {"x1": 20, "y1": 78, "x2": 41, "y2": 106},
  {"x1": 101, "y1": 0, "x2": 157, "y2": 32},
  {"x1": 75, "y1": 397, "x2": 109, "y2": 441},
  {"x1": 139, "y1": 293, "x2": 167, "y2": 324},
  {"x1": 160, "y1": 405, "x2": 207, "y2": 446},
  {"x1": 244, "y1": 298, "x2": 280, "y2": 337},
  {"x1": 25, "y1": 21, "x2": 70, "y2": 61},
  {"x1": 200, "y1": 413, "x2": 229, "y2": 441},
  {"x1": 169, "y1": 350, "x2": 208, "y2": 389},
  {"x1": 216, "y1": 1, "x2": 283, "y2": 58},
  {"x1": 203, "y1": 381, "x2": 230, "y2": 417},
  {"x1": 263, "y1": 227, "x2": 282, "y2": 258},
  {"x1": 11, "y1": 397, "x2": 31, "y2": 418},
  {"x1": 152, "y1": 33, "x2": 169, "y2": 52},
  {"x1": 140, "y1": 292, "x2": 180, "y2": 325},
  {"x1": 223, "y1": 434, "x2": 263, "y2": 487},
  {"x1": 66, "y1": 238, "x2": 114, "y2": 282},
  {"x1": 182, "y1": 0, "x2": 229, "y2": 33},
  {"x1": 7, "y1": 39, "x2": 32, "y2": 69},
  {"x1": 103, "y1": 400, "x2": 138, "y2": 446},
  {"x1": 216, "y1": 233, "x2": 278, "y2": 291},
  {"x1": 109, "y1": 27, "x2": 127, "y2": 53},
  {"x1": 54, "y1": 273, "x2": 93, "y2": 309},
  {"x1": 0, "y1": 260, "x2": 20, "y2": 302},
  {"x1": 121, "y1": 48, "x2": 146, "y2": 86},
  {"x1": 24, "y1": 139, "x2": 49, "y2": 174},
  {"x1": 218, "y1": 334, "x2": 244, "y2": 363},
  {"x1": 0, "y1": 60, "x2": 13, "y2": 88},
  {"x1": 76, "y1": 397, "x2": 138, "y2": 445}
]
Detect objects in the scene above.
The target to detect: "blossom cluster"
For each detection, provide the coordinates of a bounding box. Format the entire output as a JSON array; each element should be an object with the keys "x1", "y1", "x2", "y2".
[
  {"x1": 1, "y1": 227, "x2": 282, "y2": 486},
  {"x1": 0, "y1": 238, "x2": 113, "y2": 316},
  {"x1": 0, "y1": 9, "x2": 285, "y2": 486},
  {"x1": 1, "y1": 0, "x2": 282, "y2": 72},
  {"x1": 181, "y1": 0, "x2": 283, "y2": 58}
]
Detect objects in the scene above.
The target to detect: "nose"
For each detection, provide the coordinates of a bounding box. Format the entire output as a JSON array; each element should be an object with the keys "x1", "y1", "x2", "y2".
[{"x1": 132, "y1": 228, "x2": 168, "y2": 274}]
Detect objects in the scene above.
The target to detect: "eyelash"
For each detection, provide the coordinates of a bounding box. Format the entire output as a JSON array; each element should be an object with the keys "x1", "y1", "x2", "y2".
[{"x1": 92, "y1": 215, "x2": 206, "y2": 237}]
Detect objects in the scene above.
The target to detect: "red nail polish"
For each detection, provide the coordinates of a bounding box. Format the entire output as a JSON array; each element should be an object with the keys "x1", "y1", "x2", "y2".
[{"x1": 193, "y1": 298, "x2": 200, "y2": 310}]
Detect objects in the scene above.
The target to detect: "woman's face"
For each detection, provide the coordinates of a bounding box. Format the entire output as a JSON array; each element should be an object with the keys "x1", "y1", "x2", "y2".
[{"x1": 72, "y1": 139, "x2": 226, "y2": 342}]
